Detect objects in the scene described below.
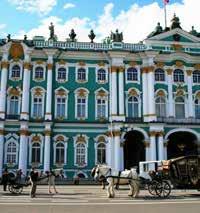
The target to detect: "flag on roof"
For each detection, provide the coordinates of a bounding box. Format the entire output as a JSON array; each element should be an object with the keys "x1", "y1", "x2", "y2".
[{"x1": 163, "y1": 0, "x2": 169, "y2": 4}]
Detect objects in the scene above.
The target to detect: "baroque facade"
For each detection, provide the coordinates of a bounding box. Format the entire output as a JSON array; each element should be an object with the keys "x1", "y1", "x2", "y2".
[{"x1": 1, "y1": 15, "x2": 200, "y2": 178}]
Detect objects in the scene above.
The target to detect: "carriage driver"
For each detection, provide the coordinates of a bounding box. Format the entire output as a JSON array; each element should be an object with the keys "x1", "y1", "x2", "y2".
[{"x1": 30, "y1": 167, "x2": 38, "y2": 198}]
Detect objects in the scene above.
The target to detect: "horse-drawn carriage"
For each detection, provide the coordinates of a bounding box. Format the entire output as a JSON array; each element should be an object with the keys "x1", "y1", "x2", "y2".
[
  {"x1": 139, "y1": 155, "x2": 200, "y2": 198},
  {"x1": 7, "y1": 172, "x2": 30, "y2": 194}
]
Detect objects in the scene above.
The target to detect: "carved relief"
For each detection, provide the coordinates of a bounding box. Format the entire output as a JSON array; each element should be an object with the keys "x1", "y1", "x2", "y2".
[
  {"x1": 175, "y1": 61, "x2": 183, "y2": 68},
  {"x1": 9, "y1": 43, "x2": 24, "y2": 59}
]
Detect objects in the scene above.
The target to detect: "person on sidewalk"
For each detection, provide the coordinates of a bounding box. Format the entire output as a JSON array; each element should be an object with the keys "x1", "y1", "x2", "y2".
[
  {"x1": 2, "y1": 168, "x2": 9, "y2": 191},
  {"x1": 30, "y1": 168, "x2": 38, "y2": 198}
]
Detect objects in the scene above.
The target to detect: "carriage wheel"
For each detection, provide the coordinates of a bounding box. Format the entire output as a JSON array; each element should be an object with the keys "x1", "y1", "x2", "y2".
[
  {"x1": 148, "y1": 181, "x2": 158, "y2": 196},
  {"x1": 156, "y1": 181, "x2": 171, "y2": 198},
  {"x1": 9, "y1": 185, "x2": 23, "y2": 194}
]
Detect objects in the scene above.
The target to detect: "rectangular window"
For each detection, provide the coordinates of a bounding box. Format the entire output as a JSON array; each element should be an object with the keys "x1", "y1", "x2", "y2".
[
  {"x1": 33, "y1": 97, "x2": 42, "y2": 117},
  {"x1": 77, "y1": 98, "x2": 86, "y2": 118},
  {"x1": 97, "y1": 99, "x2": 106, "y2": 118},
  {"x1": 56, "y1": 97, "x2": 66, "y2": 118}
]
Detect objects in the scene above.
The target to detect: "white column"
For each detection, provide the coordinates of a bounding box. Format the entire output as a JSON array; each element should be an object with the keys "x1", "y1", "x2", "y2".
[
  {"x1": 45, "y1": 63, "x2": 53, "y2": 120},
  {"x1": 114, "y1": 132, "x2": 121, "y2": 171},
  {"x1": 118, "y1": 68, "x2": 125, "y2": 119},
  {"x1": 149, "y1": 132, "x2": 156, "y2": 161},
  {"x1": 111, "y1": 67, "x2": 117, "y2": 116},
  {"x1": 167, "y1": 69, "x2": 174, "y2": 117},
  {"x1": 20, "y1": 61, "x2": 31, "y2": 120},
  {"x1": 106, "y1": 136, "x2": 112, "y2": 167},
  {"x1": 164, "y1": 141, "x2": 168, "y2": 160},
  {"x1": 187, "y1": 70, "x2": 194, "y2": 118},
  {"x1": 44, "y1": 130, "x2": 51, "y2": 171},
  {"x1": 145, "y1": 141, "x2": 151, "y2": 161},
  {"x1": 142, "y1": 69, "x2": 148, "y2": 119},
  {"x1": 18, "y1": 123, "x2": 28, "y2": 175},
  {"x1": 0, "y1": 125, "x2": 4, "y2": 177},
  {"x1": 147, "y1": 67, "x2": 156, "y2": 121},
  {"x1": 158, "y1": 133, "x2": 164, "y2": 160},
  {"x1": 0, "y1": 61, "x2": 8, "y2": 119}
]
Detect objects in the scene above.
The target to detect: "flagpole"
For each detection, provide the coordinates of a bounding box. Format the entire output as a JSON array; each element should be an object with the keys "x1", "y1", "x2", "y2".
[{"x1": 164, "y1": 2, "x2": 167, "y2": 29}]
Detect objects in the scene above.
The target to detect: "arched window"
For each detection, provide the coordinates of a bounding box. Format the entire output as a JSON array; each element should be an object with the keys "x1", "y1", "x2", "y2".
[
  {"x1": 77, "y1": 68, "x2": 86, "y2": 81},
  {"x1": 76, "y1": 143, "x2": 86, "y2": 166},
  {"x1": 175, "y1": 97, "x2": 185, "y2": 118},
  {"x1": 155, "y1": 69, "x2": 165, "y2": 81},
  {"x1": 194, "y1": 98, "x2": 200, "y2": 118},
  {"x1": 193, "y1": 70, "x2": 200, "y2": 83},
  {"x1": 128, "y1": 96, "x2": 139, "y2": 118},
  {"x1": 127, "y1": 68, "x2": 138, "y2": 81},
  {"x1": 35, "y1": 67, "x2": 44, "y2": 79},
  {"x1": 31, "y1": 142, "x2": 41, "y2": 163},
  {"x1": 57, "y1": 67, "x2": 67, "y2": 81},
  {"x1": 97, "y1": 69, "x2": 106, "y2": 81},
  {"x1": 9, "y1": 96, "x2": 19, "y2": 115},
  {"x1": 155, "y1": 96, "x2": 166, "y2": 117},
  {"x1": 6, "y1": 141, "x2": 17, "y2": 164},
  {"x1": 97, "y1": 143, "x2": 106, "y2": 164},
  {"x1": 33, "y1": 96, "x2": 43, "y2": 117},
  {"x1": 11, "y1": 65, "x2": 20, "y2": 78},
  {"x1": 97, "y1": 98, "x2": 106, "y2": 118},
  {"x1": 77, "y1": 97, "x2": 86, "y2": 118},
  {"x1": 56, "y1": 97, "x2": 66, "y2": 118},
  {"x1": 173, "y1": 69, "x2": 184, "y2": 82},
  {"x1": 56, "y1": 142, "x2": 65, "y2": 164}
]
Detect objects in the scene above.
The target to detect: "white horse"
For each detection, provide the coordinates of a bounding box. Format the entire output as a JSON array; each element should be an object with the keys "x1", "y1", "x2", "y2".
[
  {"x1": 37, "y1": 169, "x2": 64, "y2": 194},
  {"x1": 92, "y1": 165, "x2": 140, "y2": 198}
]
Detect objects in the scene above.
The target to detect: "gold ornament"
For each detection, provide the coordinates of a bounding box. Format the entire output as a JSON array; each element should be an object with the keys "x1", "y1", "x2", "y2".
[
  {"x1": 79, "y1": 61, "x2": 86, "y2": 66},
  {"x1": 194, "y1": 64, "x2": 200, "y2": 70},
  {"x1": 98, "y1": 61, "x2": 105, "y2": 67},
  {"x1": 1, "y1": 61, "x2": 9, "y2": 69},
  {"x1": 47, "y1": 64, "x2": 53, "y2": 70},
  {"x1": 32, "y1": 135, "x2": 41, "y2": 142},
  {"x1": 157, "y1": 90, "x2": 165, "y2": 97},
  {"x1": 9, "y1": 88, "x2": 20, "y2": 96},
  {"x1": 129, "y1": 61, "x2": 137, "y2": 67},
  {"x1": 166, "y1": 69, "x2": 173, "y2": 75},
  {"x1": 9, "y1": 43, "x2": 24, "y2": 59},
  {"x1": 175, "y1": 61, "x2": 183, "y2": 68},
  {"x1": 186, "y1": 70, "x2": 193, "y2": 76}
]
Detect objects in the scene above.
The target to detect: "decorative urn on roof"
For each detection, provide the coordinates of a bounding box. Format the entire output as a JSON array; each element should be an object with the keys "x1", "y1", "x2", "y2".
[
  {"x1": 69, "y1": 29, "x2": 77, "y2": 42},
  {"x1": 88, "y1": 30, "x2": 96, "y2": 43}
]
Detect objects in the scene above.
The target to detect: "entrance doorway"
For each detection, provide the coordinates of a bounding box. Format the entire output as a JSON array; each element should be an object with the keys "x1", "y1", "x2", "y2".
[
  {"x1": 124, "y1": 130, "x2": 145, "y2": 170},
  {"x1": 167, "y1": 131, "x2": 198, "y2": 159}
]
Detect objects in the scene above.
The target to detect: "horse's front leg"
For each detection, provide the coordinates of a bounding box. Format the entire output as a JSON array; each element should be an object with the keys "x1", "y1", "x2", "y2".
[
  {"x1": 102, "y1": 181, "x2": 105, "y2": 190},
  {"x1": 128, "y1": 180, "x2": 133, "y2": 197},
  {"x1": 132, "y1": 181, "x2": 140, "y2": 198},
  {"x1": 110, "y1": 179, "x2": 115, "y2": 198},
  {"x1": 48, "y1": 178, "x2": 52, "y2": 194},
  {"x1": 107, "y1": 179, "x2": 113, "y2": 198}
]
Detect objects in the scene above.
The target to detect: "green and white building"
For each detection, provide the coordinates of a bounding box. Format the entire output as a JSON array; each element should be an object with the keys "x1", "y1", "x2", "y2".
[{"x1": 1, "y1": 15, "x2": 200, "y2": 178}]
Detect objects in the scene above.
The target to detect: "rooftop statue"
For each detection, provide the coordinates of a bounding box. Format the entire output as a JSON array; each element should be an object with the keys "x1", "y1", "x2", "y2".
[
  {"x1": 171, "y1": 14, "x2": 182, "y2": 30},
  {"x1": 49, "y1": 22, "x2": 57, "y2": 41},
  {"x1": 110, "y1": 29, "x2": 123, "y2": 42},
  {"x1": 7, "y1": 34, "x2": 11, "y2": 42},
  {"x1": 88, "y1": 30, "x2": 96, "y2": 43},
  {"x1": 189, "y1": 26, "x2": 199, "y2": 37},
  {"x1": 69, "y1": 29, "x2": 77, "y2": 42},
  {"x1": 147, "y1": 22, "x2": 163, "y2": 38}
]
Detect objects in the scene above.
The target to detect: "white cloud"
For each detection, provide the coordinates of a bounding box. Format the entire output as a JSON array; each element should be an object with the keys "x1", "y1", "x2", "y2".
[
  {"x1": 7, "y1": 0, "x2": 57, "y2": 15},
  {"x1": 63, "y1": 3, "x2": 75, "y2": 10},
  {"x1": 0, "y1": 24, "x2": 7, "y2": 37},
  {"x1": 15, "y1": 0, "x2": 200, "y2": 43}
]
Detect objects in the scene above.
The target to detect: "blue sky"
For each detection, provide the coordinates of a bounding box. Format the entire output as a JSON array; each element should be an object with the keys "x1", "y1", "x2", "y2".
[{"x1": 0, "y1": 0, "x2": 198, "y2": 42}]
